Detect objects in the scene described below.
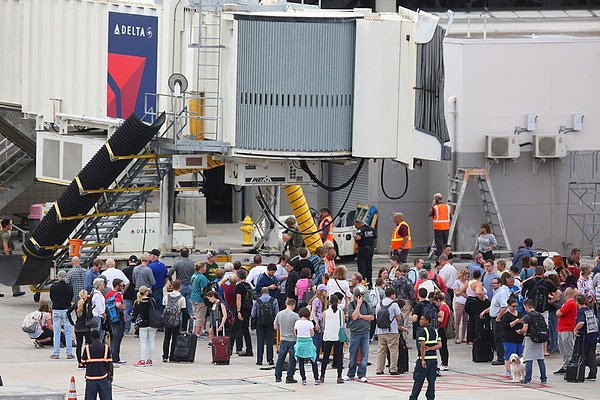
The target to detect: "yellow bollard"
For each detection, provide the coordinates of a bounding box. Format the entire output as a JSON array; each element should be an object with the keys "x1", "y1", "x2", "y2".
[
  {"x1": 240, "y1": 215, "x2": 254, "y2": 246},
  {"x1": 283, "y1": 185, "x2": 323, "y2": 253}
]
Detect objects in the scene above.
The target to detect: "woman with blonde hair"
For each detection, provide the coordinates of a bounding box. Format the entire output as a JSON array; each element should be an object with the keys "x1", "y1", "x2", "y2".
[
  {"x1": 450, "y1": 268, "x2": 470, "y2": 344},
  {"x1": 326, "y1": 265, "x2": 352, "y2": 308},
  {"x1": 67, "y1": 290, "x2": 94, "y2": 368},
  {"x1": 309, "y1": 284, "x2": 328, "y2": 356},
  {"x1": 131, "y1": 286, "x2": 157, "y2": 367}
]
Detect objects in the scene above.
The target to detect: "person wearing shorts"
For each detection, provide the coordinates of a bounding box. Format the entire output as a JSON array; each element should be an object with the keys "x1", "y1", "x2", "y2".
[{"x1": 191, "y1": 263, "x2": 210, "y2": 336}]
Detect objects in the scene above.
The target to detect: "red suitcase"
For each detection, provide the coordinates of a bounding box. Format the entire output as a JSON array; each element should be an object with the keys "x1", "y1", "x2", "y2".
[{"x1": 212, "y1": 333, "x2": 231, "y2": 364}]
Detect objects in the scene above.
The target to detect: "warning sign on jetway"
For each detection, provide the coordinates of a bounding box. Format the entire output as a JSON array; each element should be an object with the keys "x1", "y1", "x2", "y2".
[{"x1": 107, "y1": 11, "x2": 158, "y2": 121}]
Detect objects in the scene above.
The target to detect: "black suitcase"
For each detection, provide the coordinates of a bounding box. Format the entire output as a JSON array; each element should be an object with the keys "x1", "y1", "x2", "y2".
[
  {"x1": 170, "y1": 331, "x2": 198, "y2": 363},
  {"x1": 398, "y1": 337, "x2": 409, "y2": 373},
  {"x1": 565, "y1": 357, "x2": 585, "y2": 382},
  {"x1": 472, "y1": 330, "x2": 494, "y2": 363}
]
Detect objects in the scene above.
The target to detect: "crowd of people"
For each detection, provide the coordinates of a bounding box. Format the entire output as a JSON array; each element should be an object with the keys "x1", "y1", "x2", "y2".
[{"x1": 18, "y1": 230, "x2": 600, "y2": 400}]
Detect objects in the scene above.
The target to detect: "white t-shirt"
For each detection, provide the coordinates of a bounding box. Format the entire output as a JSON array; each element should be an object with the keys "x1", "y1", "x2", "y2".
[
  {"x1": 326, "y1": 279, "x2": 352, "y2": 308},
  {"x1": 91, "y1": 290, "x2": 106, "y2": 317},
  {"x1": 294, "y1": 319, "x2": 314, "y2": 338},
  {"x1": 247, "y1": 265, "x2": 268, "y2": 288},
  {"x1": 438, "y1": 264, "x2": 458, "y2": 289},
  {"x1": 451, "y1": 279, "x2": 467, "y2": 305},
  {"x1": 101, "y1": 267, "x2": 129, "y2": 290},
  {"x1": 418, "y1": 280, "x2": 436, "y2": 297}
]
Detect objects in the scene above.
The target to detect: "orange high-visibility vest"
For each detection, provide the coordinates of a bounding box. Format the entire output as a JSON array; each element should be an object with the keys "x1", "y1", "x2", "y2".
[
  {"x1": 432, "y1": 203, "x2": 451, "y2": 230},
  {"x1": 318, "y1": 215, "x2": 334, "y2": 243},
  {"x1": 324, "y1": 257, "x2": 336, "y2": 275},
  {"x1": 391, "y1": 221, "x2": 412, "y2": 250}
]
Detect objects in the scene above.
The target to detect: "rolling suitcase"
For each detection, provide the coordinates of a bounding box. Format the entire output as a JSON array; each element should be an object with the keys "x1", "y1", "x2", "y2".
[
  {"x1": 565, "y1": 337, "x2": 585, "y2": 383},
  {"x1": 170, "y1": 331, "x2": 198, "y2": 363},
  {"x1": 472, "y1": 329, "x2": 494, "y2": 363},
  {"x1": 212, "y1": 329, "x2": 231, "y2": 365},
  {"x1": 398, "y1": 337, "x2": 409, "y2": 373}
]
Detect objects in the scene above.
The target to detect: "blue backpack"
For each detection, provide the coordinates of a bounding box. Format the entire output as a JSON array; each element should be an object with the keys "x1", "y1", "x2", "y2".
[{"x1": 105, "y1": 293, "x2": 120, "y2": 323}]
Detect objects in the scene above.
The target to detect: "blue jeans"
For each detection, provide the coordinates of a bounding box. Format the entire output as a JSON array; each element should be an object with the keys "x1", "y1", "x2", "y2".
[
  {"x1": 84, "y1": 378, "x2": 112, "y2": 400},
  {"x1": 312, "y1": 329, "x2": 323, "y2": 359},
  {"x1": 547, "y1": 310, "x2": 558, "y2": 352},
  {"x1": 347, "y1": 331, "x2": 370, "y2": 379},
  {"x1": 123, "y1": 299, "x2": 134, "y2": 334},
  {"x1": 110, "y1": 320, "x2": 125, "y2": 362},
  {"x1": 52, "y1": 310, "x2": 73, "y2": 356},
  {"x1": 274, "y1": 340, "x2": 297, "y2": 380},
  {"x1": 152, "y1": 289, "x2": 164, "y2": 313},
  {"x1": 179, "y1": 284, "x2": 193, "y2": 331},
  {"x1": 525, "y1": 359, "x2": 547, "y2": 383},
  {"x1": 409, "y1": 359, "x2": 438, "y2": 400}
]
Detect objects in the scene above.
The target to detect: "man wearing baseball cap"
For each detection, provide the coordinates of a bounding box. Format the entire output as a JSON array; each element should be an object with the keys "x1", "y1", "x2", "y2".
[
  {"x1": 205, "y1": 251, "x2": 219, "y2": 280},
  {"x1": 148, "y1": 249, "x2": 168, "y2": 312}
]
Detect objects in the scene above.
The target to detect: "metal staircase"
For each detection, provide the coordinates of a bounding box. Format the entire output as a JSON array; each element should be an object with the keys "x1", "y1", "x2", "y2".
[
  {"x1": 429, "y1": 168, "x2": 512, "y2": 258},
  {"x1": 53, "y1": 152, "x2": 171, "y2": 268},
  {"x1": 0, "y1": 138, "x2": 34, "y2": 191}
]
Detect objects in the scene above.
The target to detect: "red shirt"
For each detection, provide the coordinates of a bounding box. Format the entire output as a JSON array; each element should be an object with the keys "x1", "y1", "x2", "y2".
[
  {"x1": 567, "y1": 266, "x2": 580, "y2": 281},
  {"x1": 105, "y1": 290, "x2": 123, "y2": 304},
  {"x1": 557, "y1": 299, "x2": 577, "y2": 332},
  {"x1": 414, "y1": 271, "x2": 448, "y2": 296},
  {"x1": 439, "y1": 303, "x2": 451, "y2": 328},
  {"x1": 221, "y1": 283, "x2": 236, "y2": 308}
]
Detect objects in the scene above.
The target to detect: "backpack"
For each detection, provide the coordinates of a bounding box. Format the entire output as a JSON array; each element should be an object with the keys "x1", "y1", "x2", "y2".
[
  {"x1": 376, "y1": 301, "x2": 394, "y2": 329},
  {"x1": 257, "y1": 298, "x2": 275, "y2": 327},
  {"x1": 445, "y1": 310, "x2": 456, "y2": 339},
  {"x1": 422, "y1": 301, "x2": 439, "y2": 329},
  {"x1": 242, "y1": 282, "x2": 256, "y2": 311},
  {"x1": 162, "y1": 294, "x2": 182, "y2": 329},
  {"x1": 527, "y1": 312, "x2": 549, "y2": 343},
  {"x1": 408, "y1": 267, "x2": 418, "y2": 285},
  {"x1": 84, "y1": 302, "x2": 98, "y2": 329},
  {"x1": 105, "y1": 293, "x2": 121, "y2": 323},
  {"x1": 584, "y1": 309, "x2": 599, "y2": 334},
  {"x1": 22, "y1": 312, "x2": 41, "y2": 334},
  {"x1": 528, "y1": 279, "x2": 549, "y2": 313},
  {"x1": 367, "y1": 288, "x2": 380, "y2": 309}
]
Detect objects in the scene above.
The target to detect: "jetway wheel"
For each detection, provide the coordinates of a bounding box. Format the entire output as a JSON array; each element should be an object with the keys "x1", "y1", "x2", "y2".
[{"x1": 33, "y1": 292, "x2": 40, "y2": 302}]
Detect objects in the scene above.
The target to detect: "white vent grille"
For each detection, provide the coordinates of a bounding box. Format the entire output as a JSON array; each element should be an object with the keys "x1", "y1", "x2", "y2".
[{"x1": 485, "y1": 135, "x2": 520, "y2": 159}]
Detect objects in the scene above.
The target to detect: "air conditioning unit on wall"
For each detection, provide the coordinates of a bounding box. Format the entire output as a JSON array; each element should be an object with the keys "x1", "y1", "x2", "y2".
[
  {"x1": 485, "y1": 135, "x2": 520, "y2": 159},
  {"x1": 532, "y1": 135, "x2": 567, "y2": 159}
]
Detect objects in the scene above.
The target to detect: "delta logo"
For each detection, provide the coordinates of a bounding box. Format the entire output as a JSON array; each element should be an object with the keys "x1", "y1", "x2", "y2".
[{"x1": 113, "y1": 24, "x2": 153, "y2": 38}]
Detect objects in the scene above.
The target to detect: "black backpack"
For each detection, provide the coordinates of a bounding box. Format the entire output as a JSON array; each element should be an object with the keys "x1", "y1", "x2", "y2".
[
  {"x1": 528, "y1": 279, "x2": 549, "y2": 313},
  {"x1": 527, "y1": 312, "x2": 549, "y2": 343},
  {"x1": 241, "y1": 282, "x2": 256, "y2": 311},
  {"x1": 203, "y1": 281, "x2": 220, "y2": 305},
  {"x1": 376, "y1": 302, "x2": 393, "y2": 329},
  {"x1": 257, "y1": 298, "x2": 275, "y2": 327},
  {"x1": 422, "y1": 301, "x2": 439, "y2": 329}
]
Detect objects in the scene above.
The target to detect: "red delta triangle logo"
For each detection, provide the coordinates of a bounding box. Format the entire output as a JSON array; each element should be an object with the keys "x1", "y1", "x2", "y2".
[{"x1": 107, "y1": 54, "x2": 146, "y2": 118}]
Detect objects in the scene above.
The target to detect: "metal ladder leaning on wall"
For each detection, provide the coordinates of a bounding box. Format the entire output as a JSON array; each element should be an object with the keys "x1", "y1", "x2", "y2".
[
  {"x1": 53, "y1": 150, "x2": 171, "y2": 269},
  {"x1": 428, "y1": 168, "x2": 512, "y2": 259}
]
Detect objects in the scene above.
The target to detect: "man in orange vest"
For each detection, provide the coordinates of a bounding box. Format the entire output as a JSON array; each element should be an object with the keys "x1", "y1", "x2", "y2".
[
  {"x1": 390, "y1": 212, "x2": 411, "y2": 263},
  {"x1": 318, "y1": 208, "x2": 334, "y2": 244},
  {"x1": 428, "y1": 193, "x2": 452, "y2": 258}
]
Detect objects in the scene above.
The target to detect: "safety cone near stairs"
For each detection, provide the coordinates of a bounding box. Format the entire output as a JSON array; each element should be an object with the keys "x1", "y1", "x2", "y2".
[{"x1": 67, "y1": 376, "x2": 77, "y2": 400}]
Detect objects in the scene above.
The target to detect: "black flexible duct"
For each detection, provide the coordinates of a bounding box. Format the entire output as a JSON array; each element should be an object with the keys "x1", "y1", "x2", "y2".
[{"x1": 15, "y1": 113, "x2": 165, "y2": 285}]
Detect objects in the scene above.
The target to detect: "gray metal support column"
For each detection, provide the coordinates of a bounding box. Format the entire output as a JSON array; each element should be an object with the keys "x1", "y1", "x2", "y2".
[{"x1": 159, "y1": 169, "x2": 175, "y2": 253}]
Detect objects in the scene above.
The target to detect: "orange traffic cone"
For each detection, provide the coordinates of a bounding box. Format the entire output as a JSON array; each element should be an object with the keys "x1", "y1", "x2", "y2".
[{"x1": 67, "y1": 376, "x2": 77, "y2": 400}]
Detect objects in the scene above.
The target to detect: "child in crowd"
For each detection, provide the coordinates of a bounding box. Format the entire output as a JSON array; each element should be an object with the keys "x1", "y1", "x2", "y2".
[{"x1": 294, "y1": 307, "x2": 321, "y2": 385}]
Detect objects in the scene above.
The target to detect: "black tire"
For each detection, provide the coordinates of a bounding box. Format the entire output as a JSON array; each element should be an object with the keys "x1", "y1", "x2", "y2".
[{"x1": 33, "y1": 292, "x2": 41, "y2": 302}]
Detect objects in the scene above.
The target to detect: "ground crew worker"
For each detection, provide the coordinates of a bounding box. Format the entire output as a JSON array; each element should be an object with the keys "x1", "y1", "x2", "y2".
[
  {"x1": 390, "y1": 213, "x2": 411, "y2": 263},
  {"x1": 81, "y1": 329, "x2": 114, "y2": 400},
  {"x1": 318, "y1": 208, "x2": 334, "y2": 244},
  {"x1": 1, "y1": 218, "x2": 25, "y2": 297},
  {"x1": 429, "y1": 193, "x2": 452, "y2": 258},
  {"x1": 354, "y1": 219, "x2": 376, "y2": 288},
  {"x1": 409, "y1": 314, "x2": 442, "y2": 400},
  {"x1": 282, "y1": 217, "x2": 304, "y2": 259}
]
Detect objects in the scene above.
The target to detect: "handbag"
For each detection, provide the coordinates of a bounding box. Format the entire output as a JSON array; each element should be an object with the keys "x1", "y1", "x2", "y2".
[
  {"x1": 148, "y1": 298, "x2": 164, "y2": 329},
  {"x1": 338, "y1": 310, "x2": 348, "y2": 343}
]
